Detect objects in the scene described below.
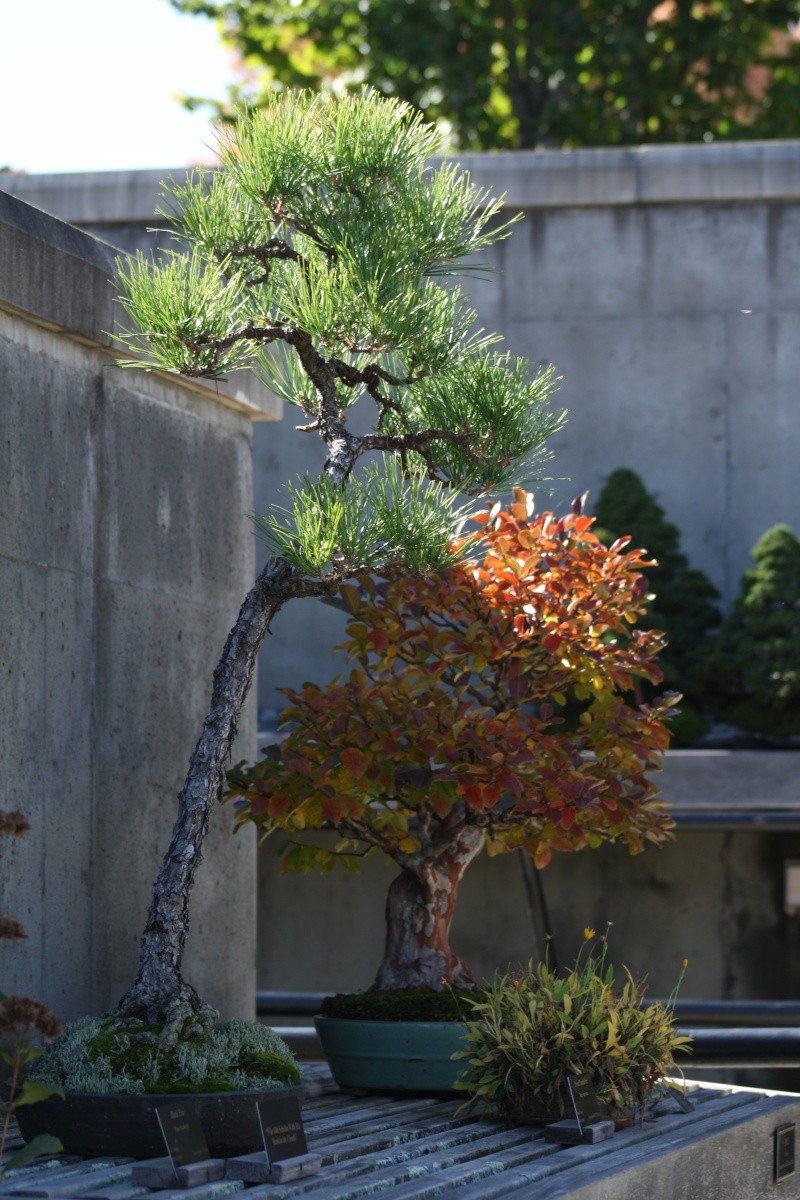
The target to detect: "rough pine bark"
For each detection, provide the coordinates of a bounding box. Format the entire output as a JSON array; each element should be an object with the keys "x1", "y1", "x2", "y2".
[
  {"x1": 116, "y1": 351, "x2": 359, "y2": 1037},
  {"x1": 372, "y1": 828, "x2": 484, "y2": 991},
  {"x1": 115, "y1": 555, "x2": 336, "y2": 1037}
]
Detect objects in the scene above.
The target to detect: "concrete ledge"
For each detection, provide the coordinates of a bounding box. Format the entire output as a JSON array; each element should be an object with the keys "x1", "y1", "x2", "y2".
[
  {"x1": 452, "y1": 140, "x2": 800, "y2": 208},
  {"x1": 659, "y1": 750, "x2": 800, "y2": 814},
  {"x1": 0, "y1": 188, "x2": 120, "y2": 342},
  {"x1": 0, "y1": 167, "x2": 179, "y2": 224},
  {"x1": 0, "y1": 189, "x2": 280, "y2": 420},
  {"x1": 6, "y1": 142, "x2": 800, "y2": 227}
]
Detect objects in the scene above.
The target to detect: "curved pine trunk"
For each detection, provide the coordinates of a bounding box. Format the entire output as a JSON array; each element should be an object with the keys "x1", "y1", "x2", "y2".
[
  {"x1": 115, "y1": 371, "x2": 355, "y2": 1037},
  {"x1": 372, "y1": 828, "x2": 484, "y2": 992},
  {"x1": 115, "y1": 557, "x2": 331, "y2": 1035}
]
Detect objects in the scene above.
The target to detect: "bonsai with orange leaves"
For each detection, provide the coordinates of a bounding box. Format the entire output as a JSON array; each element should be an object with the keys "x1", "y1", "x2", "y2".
[{"x1": 228, "y1": 490, "x2": 676, "y2": 993}]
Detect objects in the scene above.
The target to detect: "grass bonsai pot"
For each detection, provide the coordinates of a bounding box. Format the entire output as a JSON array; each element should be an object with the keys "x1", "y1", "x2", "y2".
[
  {"x1": 454, "y1": 929, "x2": 691, "y2": 1126},
  {"x1": 228, "y1": 496, "x2": 677, "y2": 1092},
  {"x1": 20, "y1": 1016, "x2": 303, "y2": 1158}
]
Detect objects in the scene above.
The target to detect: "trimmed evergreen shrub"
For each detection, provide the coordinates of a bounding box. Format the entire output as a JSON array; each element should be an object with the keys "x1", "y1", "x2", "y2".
[
  {"x1": 593, "y1": 468, "x2": 721, "y2": 744},
  {"x1": 704, "y1": 524, "x2": 800, "y2": 740}
]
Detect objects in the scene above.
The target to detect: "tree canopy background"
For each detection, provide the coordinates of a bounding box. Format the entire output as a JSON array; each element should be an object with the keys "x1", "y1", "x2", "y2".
[{"x1": 171, "y1": 0, "x2": 800, "y2": 150}]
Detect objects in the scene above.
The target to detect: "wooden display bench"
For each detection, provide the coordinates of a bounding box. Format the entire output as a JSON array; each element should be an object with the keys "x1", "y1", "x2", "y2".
[{"x1": 2, "y1": 1075, "x2": 799, "y2": 1199}]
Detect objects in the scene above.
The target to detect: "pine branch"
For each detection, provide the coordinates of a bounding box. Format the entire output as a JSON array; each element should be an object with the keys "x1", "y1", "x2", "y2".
[
  {"x1": 357, "y1": 427, "x2": 503, "y2": 492},
  {"x1": 177, "y1": 319, "x2": 290, "y2": 375},
  {"x1": 225, "y1": 239, "x2": 303, "y2": 285},
  {"x1": 328, "y1": 357, "x2": 423, "y2": 389},
  {"x1": 265, "y1": 198, "x2": 338, "y2": 262}
]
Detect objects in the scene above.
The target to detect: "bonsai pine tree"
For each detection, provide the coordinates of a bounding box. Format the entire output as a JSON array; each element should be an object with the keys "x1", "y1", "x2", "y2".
[
  {"x1": 111, "y1": 92, "x2": 564, "y2": 1034},
  {"x1": 594, "y1": 468, "x2": 721, "y2": 742},
  {"x1": 704, "y1": 524, "x2": 800, "y2": 740},
  {"x1": 227, "y1": 492, "x2": 676, "y2": 993}
]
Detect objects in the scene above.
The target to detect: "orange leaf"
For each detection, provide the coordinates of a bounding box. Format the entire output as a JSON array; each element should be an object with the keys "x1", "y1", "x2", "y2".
[{"x1": 532, "y1": 843, "x2": 552, "y2": 869}]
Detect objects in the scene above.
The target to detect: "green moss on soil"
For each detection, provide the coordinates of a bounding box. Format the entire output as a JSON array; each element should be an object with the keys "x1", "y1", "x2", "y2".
[
  {"x1": 31, "y1": 1016, "x2": 300, "y2": 1095},
  {"x1": 320, "y1": 989, "x2": 485, "y2": 1022}
]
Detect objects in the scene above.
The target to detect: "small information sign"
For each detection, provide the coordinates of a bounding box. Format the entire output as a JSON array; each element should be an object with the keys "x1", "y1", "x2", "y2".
[
  {"x1": 666, "y1": 1085, "x2": 695, "y2": 1113},
  {"x1": 256, "y1": 1094, "x2": 308, "y2": 1166},
  {"x1": 155, "y1": 1101, "x2": 210, "y2": 1171},
  {"x1": 565, "y1": 1074, "x2": 606, "y2": 1130},
  {"x1": 775, "y1": 1123, "x2": 796, "y2": 1183}
]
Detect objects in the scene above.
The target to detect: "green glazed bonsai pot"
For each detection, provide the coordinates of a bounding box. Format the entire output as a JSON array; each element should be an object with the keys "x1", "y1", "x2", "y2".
[{"x1": 314, "y1": 1016, "x2": 468, "y2": 1093}]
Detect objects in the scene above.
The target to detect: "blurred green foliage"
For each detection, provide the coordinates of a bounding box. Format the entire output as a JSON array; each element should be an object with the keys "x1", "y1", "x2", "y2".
[{"x1": 171, "y1": 0, "x2": 800, "y2": 150}]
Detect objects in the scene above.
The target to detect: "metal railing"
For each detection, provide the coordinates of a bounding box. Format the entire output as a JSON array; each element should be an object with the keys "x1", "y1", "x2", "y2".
[{"x1": 258, "y1": 992, "x2": 800, "y2": 1068}]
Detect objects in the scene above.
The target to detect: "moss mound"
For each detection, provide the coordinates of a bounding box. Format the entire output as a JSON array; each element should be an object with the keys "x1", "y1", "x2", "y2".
[
  {"x1": 320, "y1": 989, "x2": 485, "y2": 1022},
  {"x1": 30, "y1": 1016, "x2": 300, "y2": 1095}
]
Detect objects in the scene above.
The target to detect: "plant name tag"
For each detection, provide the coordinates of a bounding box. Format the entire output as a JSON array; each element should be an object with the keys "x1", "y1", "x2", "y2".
[
  {"x1": 256, "y1": 1094, "x2": 308, "y2": 1165},
  {"x1": 155, "y1": 1101, "x2": 210, "y2": 1169},
  {"x1": 565, "y1": 1074, "x2": 606, "y2": 1128},
  {"x1": 666, "y1": 1085, "x2": 695, "y2": 1113}
]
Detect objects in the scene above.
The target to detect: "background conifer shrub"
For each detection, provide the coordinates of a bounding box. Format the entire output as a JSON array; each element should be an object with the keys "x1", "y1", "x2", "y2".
[
  {"x1": 593, "y1": 468, "x2": 721, "y2": 744},
  {"x1": 703, "y1": 523, "x2": 800, "y2": 740}
]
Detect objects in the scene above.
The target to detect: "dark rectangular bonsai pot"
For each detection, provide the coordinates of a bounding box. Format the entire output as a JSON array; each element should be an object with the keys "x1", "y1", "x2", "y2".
[{"x1": 16, "y1": 1085, "x2": 306, "y2": 1159}]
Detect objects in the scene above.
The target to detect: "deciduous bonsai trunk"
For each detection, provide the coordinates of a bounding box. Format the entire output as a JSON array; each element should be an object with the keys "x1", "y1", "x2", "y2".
[{"x1": 372, "y1": 828, "x2": 484, "y2": 992}]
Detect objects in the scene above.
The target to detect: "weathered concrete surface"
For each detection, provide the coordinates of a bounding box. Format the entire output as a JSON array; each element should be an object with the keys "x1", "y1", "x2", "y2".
[
  {"x1": 0, "y1": 188, "x2": 280, "y2": 421},
  {"x1": 659, "y1": 750, "x2": 800, "y2": 811},
  {"x1": 533, "y1": 1090, "x2": 800, "y2": 1199},
  {"x1": 5, "y1": 151, "x2": 800, "y2": 1042},
  {"x1": 453, "y1": 138, "x2": 800, "y2": 207},
  {"x1": 4, "y1": 145, "x2": 800, "y2": 712},
  {"x1": 256, "y1": 752, "x2": 800, "y2": 1039},
  {"x1": 0, "y1": 195, "x2": 264, "y2": 1019},
  {"x1": 255, "y1": 812, "x2": 800, "y2": 1002}
]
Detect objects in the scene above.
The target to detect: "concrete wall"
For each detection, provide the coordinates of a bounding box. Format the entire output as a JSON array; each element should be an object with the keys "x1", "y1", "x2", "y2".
[
  {"x1": 255, "y1": 750, "x2": 800, "y2": 1000},
  {"x1": 0, "y1": 190, "x2": 279, "y2": 1021},
  {"x1": 6, "y1": 142, "x2": 797, "y2": 716},
  {"x1": 3, "y1": 148, "x2": 800, "y2": 1034}
]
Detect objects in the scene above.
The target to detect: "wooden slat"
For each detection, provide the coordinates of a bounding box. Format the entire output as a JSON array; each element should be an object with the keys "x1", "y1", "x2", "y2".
[{"x1": 0, "y1": 1080, "x2": 792, "y2": 1200}]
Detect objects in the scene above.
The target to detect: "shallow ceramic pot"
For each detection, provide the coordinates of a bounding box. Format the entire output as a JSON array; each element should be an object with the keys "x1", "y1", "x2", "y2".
[
  {"x1": 16, "y1": 1084, "x2": 306, "y2": 1159},
  {"x1": 314, "y1": 1016, "x2": 468, "y2": 1093}
]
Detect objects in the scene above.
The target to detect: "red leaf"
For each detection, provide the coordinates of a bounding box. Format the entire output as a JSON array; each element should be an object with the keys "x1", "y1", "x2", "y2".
[
  {"x1": 481, "y1": 783, "x2": 501, "y2": 808},
  {"x1": 321, "y1": 797, "x2": 345, "y2": 823},
  {"x1": 462, "y1": 785, "x2": 486, "y2": 811},
  {"x1": 368, "y1": 629, "x2": 390, "y2": 653},
  {"x1": 340, "y1": 747, "x2": 369, "y2": 779}
]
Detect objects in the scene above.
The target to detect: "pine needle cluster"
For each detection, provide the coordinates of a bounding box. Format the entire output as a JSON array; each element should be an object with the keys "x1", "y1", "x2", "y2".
[{"x1": 116, "y1": 90, "x2": 565, "y2": 581}]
